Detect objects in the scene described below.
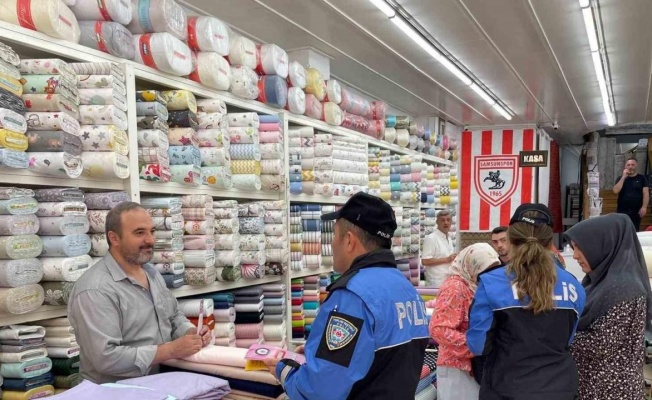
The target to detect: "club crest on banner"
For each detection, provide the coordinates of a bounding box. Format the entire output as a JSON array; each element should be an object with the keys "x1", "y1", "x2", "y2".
[{"x1": 474, "y1": 155, "x2": 519, "y2": 207}]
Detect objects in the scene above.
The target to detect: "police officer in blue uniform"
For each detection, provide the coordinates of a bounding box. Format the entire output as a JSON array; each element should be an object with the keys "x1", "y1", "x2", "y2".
[{"x1": 264, "y1": 193, "x2": 430, "y2": 400}]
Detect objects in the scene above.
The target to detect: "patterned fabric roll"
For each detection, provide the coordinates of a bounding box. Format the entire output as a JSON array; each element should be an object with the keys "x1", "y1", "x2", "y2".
[
  {"x1": 26, "y1": 131, "x2": 82, "y2": 155},
  {"x1": 78, "y1": 125, "x2": 129, "y2": 155},
  {"x1": 137, "y1": 116, "x2": 169, "y2": 133},
  {"x1": 168, "y1": 110, "x2": 198, "y2": 130}
]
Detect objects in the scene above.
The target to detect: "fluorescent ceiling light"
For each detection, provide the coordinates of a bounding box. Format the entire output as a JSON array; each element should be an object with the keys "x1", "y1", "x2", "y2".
[
  {"x1": 469, "y1": 83, "x2": 496, "y2": 105},
  {"x1": 391, "y1": 17, "x2": 442, "y2": 60},
  {"x1": 367, "y1": 0, "x2": 395, "y2": 18},
  {"x1": 582, "y1": 8, "x2": 599, "y2": 52},
  {"x1": 605, "y1": 110, "x2": 615, "y2": 126},
  {"x1": 492, "y1": 103, "x2": 512, "y2": 120},
  {"x1": 578, "y1": 0, "x2": 590, "y2": 8},
  {"x1": 438, "y1": 57, "x2": 472, "y2": 86}
]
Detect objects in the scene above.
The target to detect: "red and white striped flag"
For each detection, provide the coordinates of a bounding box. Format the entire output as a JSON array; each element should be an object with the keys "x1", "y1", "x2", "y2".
[{"x1": 459, "y1": 129, "x2": 536, "y2": 232}]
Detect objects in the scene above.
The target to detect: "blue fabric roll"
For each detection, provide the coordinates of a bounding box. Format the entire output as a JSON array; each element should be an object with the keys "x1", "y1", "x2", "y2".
[
  {"x1": 299, "y1": 204, "x2": 321, "y2": 212},
  {"x1": 290, "y1": 205, "x2": 302, "y2": 212},
  {"x1": 289, "y1": 173, "x2": 302, "y2": 183},
  {"x1": 2, "y1": 372, "x2": 54, "y2": 391},
  {"x1": 258, "y1": 115, "x2": 281, "y2": 124},
  {"x1": 424, "y1": 129, "x2": 431, "y2": 141},
  {"x1": 390, "y1": 173, "x2": 401, "y2": 182},
  {"x1": 162, "y1": 273, "x2": 184, "y2": 288},
  {"x1": 259, "y1": 75, "x2": 288, "y2": 109},
  {"x1": 290, "y1": 181, "x2": 303, "y2": 194},
  {"x1": 390, "y1": 182, "x2": 401, "y2": 192},
  {"x1": 168, "y1": 146, "x2": 201, "y2": 167},
  {"x1": 391, "y1": 191, "x2": 400, "y2": 201},
  {"x1": 302, "y1": 219, "x2": 322, "y2": 231},
  {"x1": 421, "y1": 193, "x2": 428, "y2": 202},
  {"x1": 385, "y1": 115, "x2": 396, "y2": 128},
  {"x1": 425, "y1": 209, "x2": 438, "y2": 217}
]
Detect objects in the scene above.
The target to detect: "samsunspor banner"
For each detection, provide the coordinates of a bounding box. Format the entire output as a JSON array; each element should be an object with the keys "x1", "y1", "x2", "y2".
[{"x1": 460, "y1": 129, "x2": 537, "y2": 232}]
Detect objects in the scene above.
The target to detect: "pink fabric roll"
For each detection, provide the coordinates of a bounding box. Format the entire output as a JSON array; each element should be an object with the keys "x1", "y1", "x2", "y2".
[
  {"x1": 258, "y1": 123, "x2": 280, "y2": 132},
  {"x1": 234, "y1": 322, "x2": 263, "y2": 340},
  {"x1": 339, "y1": 86, "x2": 371, "y2": 117},
  {"x1": 364, "y1": 101, "x2": 386, "y2": 121},
  {"x1": 365, "y1": 120, "x2": 385, "y2": 139},
  {"x1": 235, "y1": 338, "x2": 262, "y2": 349},
  {"x1": 259, "y1": 131, "x2": 282, "y2": 143},
  {"x1": 409, "y1": 258, "x2": 419, "y2": 268},
  {"x1": 304, "y1": 94, "x2": 322, "y2": 120},
  {"x1": 214, "y1": 307, "x2": 236, "y2": 323},
  {"x1": 341, "y1": 113, "x2": 370, "y2": 133}
]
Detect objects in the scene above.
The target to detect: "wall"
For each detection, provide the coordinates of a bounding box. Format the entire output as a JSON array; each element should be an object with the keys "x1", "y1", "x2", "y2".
[{"x1": 560, "y1": 145, "x2": 582, "y2": 217}]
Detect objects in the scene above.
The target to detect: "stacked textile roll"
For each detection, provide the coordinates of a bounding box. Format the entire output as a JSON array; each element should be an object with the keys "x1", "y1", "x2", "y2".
[
  {"x1": 289, "y1": 205, "x2": 302, "y2": 272},
  {"x1": 261, "y1": 283, "x2": 287, "y2": 348},
  {"x1": 163, "y1": 90, "x2": 201, "y2": 185},
  {"x1": 257, "y1": 74, "x2": 288, "y2": 109},
  {"x1": 390, "y1": 206, "x2": 406, "y2": 259},
  {"x1": 420, "y1": 208, "x2": 438, "y2": 249},
  {"x1": 0, "y1": 43, "x2": 29, "y2": 170},
  {"x1": 69, "y1": 63, "x2": 129, "y2": 180},
  {"x1": 313, "y1": 132, "x2": 334, "y2": 196},
  {"x1": 233, "y1": 286, "x2": 264, "y2": 348},
  {"x1": 181, "y1": 195, "x2": 216, "y2": 286},
  {"x1": 338, "y1": 84, "x2": 386, "y2": 139},
  {"x1": 41, "y1": 318, "x2": 82, "y2": 391},
  {"x1": 140, "y1": 196, "x2": 185, "y2": 287},
  {"x1": 237, "y1": 203, "x2": 266, "y2": 280},
  {"x1": 302, "y1": 275, "x2": 320, "y2": 339},
  {"x1": 448, "y1": 166, "x2": 459, "y2": 208},
  {"x1": 38, "y1": 189, "x2": 92, "y2": 301},
  {"x1": 33, "y1": 188, "x2": 82, "y2": 307},
  {"x1": 84, "y1": 192, "x2": 126, "y2": 263},
  {"x1": 332, "y1": 136, "x2": 368, "y2": 197},
  {"x1": 321, "y1": 206, "x2": 335, "y2": 269},
  {"x1": 290, "y1": 278, "x2": 305, "y2": 340},
  {"x1": 228, "y1": 112, "x2": 261, "y2": 190},
  {"x1": 404, "y1": 122, "x2": 426, "y2": 153},
  {"x1": 0, "y1": 0, "x2": 80, "y2": 43},
  {"x1": 303, "y1": 68, "x2": 325, "y2": 121},
  {"x1": 130, "y1": 0, "x2": 192, "y2": 76},
  {"x1": 299, "y1": 204, "x2": 321, "y2": 271},
  {"x1": 21, "y1": 59, "x2": 83, "y2": 179},
  {"x1": 136, "y1": 90, "x2": 171, "y2": 182},
  {"x1": 178, "y1": 298, "x2": 215, "y2": 343},
  {"x1": 197, "y1": 99, "x2": 232, "y2": 189},
  {"x1": 260, "y1": 200, "x2": 287, "y2": 276},
  {"x1": 420, "y1": 164, "x2": 437, "y2": 205},
  {"x1": 255, "y1": 44, "x2": 289, "y2": 108},
  {"x1": 213, "y1": 200, "x2": 241, "y2": 282},
  {"x1": 319, "y1": 274, "x2": 331, "y2": 303},
  {"x1": 258, "y1": 115, "x2": 285, "y2": 191},
  {"x1": 186, "y1": 16, "x2": 231, "y2": 91},
  {"x1": 288, "y1": 152, "x2": 302, "y2": 195},
  {"x1": 0, "y1": 188, "x2": 44, "y2": 315},
  {"x1": 0, "y1": 324, "x2": 54, "y2": 397},
  {"x1": 72, "y1": 1, "x2": 135, "y2": 59},
  {"x1": 208, "y1": 292, "x2": 236, "y2": 347},
  {"x1": 228, "y1": 35, "x2": 259, "y2": 100},
  {"x1": 288, "y1": 126, "x2": 315, "y2": 195},
  {"x1": 373, "y1": 150, "x2": 424, "y2": 204},
  {"x1": 368, "y1": 146, "x2": 381, "y2": 198}
]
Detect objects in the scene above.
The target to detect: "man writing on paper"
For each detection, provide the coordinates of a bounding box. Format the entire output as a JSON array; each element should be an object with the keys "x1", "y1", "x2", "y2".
[
  {"x1": 263, "y1": 193, "x2": 429, "y2": 400},
  {"x1": 68, "y1": 202, "x2": 212, "y2": 383},
  {"x1": 613, "y1": 157, "x2": 649, "y2": 231},
  {"x1": 421, "y1": 210, "x2": 456, "y2": 287}
]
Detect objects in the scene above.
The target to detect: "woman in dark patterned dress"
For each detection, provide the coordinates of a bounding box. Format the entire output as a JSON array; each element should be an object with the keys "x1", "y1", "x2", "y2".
[{"x1": 565, "y1": 214, "x2": 652, "y2": 400}]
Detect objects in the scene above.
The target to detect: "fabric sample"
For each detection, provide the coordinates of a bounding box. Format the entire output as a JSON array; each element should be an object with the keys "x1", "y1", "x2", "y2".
[{"x1": 0, "y1": 259, "x2": 43, "y2": 288}]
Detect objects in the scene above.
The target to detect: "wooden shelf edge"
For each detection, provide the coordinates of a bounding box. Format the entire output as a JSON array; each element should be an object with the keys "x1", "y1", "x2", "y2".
[
  {"x1": 290, "y1": 267, "x2": 333, "y2": 279},
  {"x1": 0, "y1": 305, "x2": 68, "y2": 326}
]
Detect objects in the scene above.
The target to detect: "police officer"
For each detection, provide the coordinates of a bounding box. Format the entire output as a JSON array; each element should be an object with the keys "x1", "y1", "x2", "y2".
[{"x1": 264, "y1": 193, "x2": 430, "y2": 399}]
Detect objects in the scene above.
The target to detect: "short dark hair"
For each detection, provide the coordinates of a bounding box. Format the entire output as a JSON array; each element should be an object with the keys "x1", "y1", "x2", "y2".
[
  {"x1": 338, "y1": 219, "x2": 391, "y2": 251},
  {"x1": 105, "y1": 202, "x2": 145, "y2": 248},
  {"x1": 492, "y1": 226, "x2": 508, "y2": 235},
  {"x1": 627, "y1": 157, "x2": 638, "y2": 162}
]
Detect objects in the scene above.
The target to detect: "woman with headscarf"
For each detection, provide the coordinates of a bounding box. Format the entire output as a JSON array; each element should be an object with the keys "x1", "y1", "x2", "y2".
[
  {"x1": 429, "y1": 243, "x2": 500, "y2": 400},
  {"x1": 565, "y1": 213, "x2": 652, "y2": 399}
]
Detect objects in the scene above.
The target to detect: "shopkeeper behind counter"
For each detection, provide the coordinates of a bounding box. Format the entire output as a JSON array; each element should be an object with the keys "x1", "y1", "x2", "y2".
[{"x1": 68, "y1": 202, "x2": 212, "y2": 384}]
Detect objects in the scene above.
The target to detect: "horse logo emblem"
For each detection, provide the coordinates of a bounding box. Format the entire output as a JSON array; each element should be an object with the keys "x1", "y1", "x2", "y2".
[{"x1": 474, "y1": 155, "x2": 519, "y2": 207}]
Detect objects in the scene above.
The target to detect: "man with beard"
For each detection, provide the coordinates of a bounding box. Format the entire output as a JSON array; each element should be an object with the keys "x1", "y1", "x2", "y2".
[
  {"x1": 490, "y1": 226, "x2": 510, "y2": 266},
  {"x1": 68, "y1": 202, "x2": 211, "y2": 384}
]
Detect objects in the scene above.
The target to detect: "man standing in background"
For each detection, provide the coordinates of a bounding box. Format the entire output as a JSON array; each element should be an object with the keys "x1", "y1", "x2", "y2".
[
  {"x1": 490, "y1": 226, "x2": 510, "y2": 266},
  {"x1": 421, "y1": 210, "x2": 456, "y2": 288},
  {"x1": 613, "y1": 157, "x2": 649, "y2": 231}
]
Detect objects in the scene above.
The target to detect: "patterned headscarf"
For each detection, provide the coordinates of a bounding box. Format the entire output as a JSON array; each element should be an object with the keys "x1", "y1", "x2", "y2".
[{"x1": 448, "y1": 243, "x2": 501, "y2": 292}]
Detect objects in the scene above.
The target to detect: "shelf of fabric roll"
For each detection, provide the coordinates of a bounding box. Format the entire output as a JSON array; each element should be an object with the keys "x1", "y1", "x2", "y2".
[
  {"x1": 288, "y1": 194, "x2": 349, "y2": 205},
  {"x1": 139, "y1": 181, "x2": 283, "y2": 201},
  {"x1": 0, "y1": 170, "x2": 127, "y2": 191},
  {"x1": 0, "y1": 305, "x2": 68, "y2": 326},
  {"x1": 420, "y1": 203, "x2": 450, "y2": 210},
  {"x1": 169, "y1": 275, "x2": 283, "y2": 298},
  {"x1": 290, "y1": 267, "x2": 333, "y2": 279},
  {"x1": 286, "y1": 113, "x2": 454, "y2": 167}
]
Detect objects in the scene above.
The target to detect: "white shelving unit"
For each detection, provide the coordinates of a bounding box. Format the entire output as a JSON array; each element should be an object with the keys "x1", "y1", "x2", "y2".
[{"x1": 0, "y1": 22, "x2": 455, "y2": 335}]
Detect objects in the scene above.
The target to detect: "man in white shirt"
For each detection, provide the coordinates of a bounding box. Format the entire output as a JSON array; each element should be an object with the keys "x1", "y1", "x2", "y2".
[{"x1": 421, "y1": 210, "x2": 456, "y2": 287}]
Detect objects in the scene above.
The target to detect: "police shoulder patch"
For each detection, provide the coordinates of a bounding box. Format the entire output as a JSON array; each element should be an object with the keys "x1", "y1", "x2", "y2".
[
  {"x1": 326, "y1": 315, "x2": 359, "y2": 350},
  {"x1": 316, "y1": 310, "x2": 364, "y2": 367}
]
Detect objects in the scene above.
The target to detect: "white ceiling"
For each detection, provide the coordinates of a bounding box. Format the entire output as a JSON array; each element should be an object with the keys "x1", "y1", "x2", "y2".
[{"x1": 183, "y1": 0, "x2": 652, "y2": 144}]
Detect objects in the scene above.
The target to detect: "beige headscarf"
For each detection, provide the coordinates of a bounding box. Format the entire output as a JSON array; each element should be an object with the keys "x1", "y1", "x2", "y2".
[{"x1": 448, "y1": 243, "x2": 501, "y2": 292}]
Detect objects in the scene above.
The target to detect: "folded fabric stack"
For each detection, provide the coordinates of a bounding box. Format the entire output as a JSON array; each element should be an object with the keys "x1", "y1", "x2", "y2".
[
  {"x1": 136, "y1": 90, "x2": 171, "y2": 182},
  {"x1": 0, "y1": 324, "x2": 54, "y2": 398},
  {"x1": 21, "y1": 58, "x2": 84, "y2": 179},
  {"x1": 228, "y1": 35, "x2": 259, "y2": 100},
  {"x1": 163, "y1": 345, "x2": 285, "y2": 399},
  {"x1": 331, "y1": 136, "x2": 368, "y2": 197},
  {"x1": 416, "y1": 287, "x2": 439, "y2": 304},
  {"x1": 260, "y1": 200, "x2": 287, "y2": 277},
  {"x1": 38, "y1": 190, "x2": 92, "y2": 302},
  {"x1": 414, "y1": 350, "x2": 438, "y2": 400},
  {"x1": 368, "y1": 147, "x2": 382, "y2": 199},
  {"x1": 205, "y1": 292, "x2": 236, "y2": 347},
  {"x1": 409, "y1": 208, "x2": 421, "y2": 257},
  {"x1": 289, "y1": 205, "x2": 302, "y2": 272},
  {"x1": 163, "y1": 90, "x2": 201, "y2": 186},
  {"x1": 186, "y1": 16, "x2": 231, "y2": 91},
  {"x1": 178, "y1": 298, "x2": 216, "y2": 344},
  {"x1": 313, "y1": 132, "x2": 334, "y2": 196},
  {"x1": 181, "y1": 195, "x2": 216, "y2": 286},
  {"x1": 140, "y1": 196, "x2": 185, "y2": 288},
  {"x1": 321, "y1": 206, "x2": 336, "y2": 269},
  {"x1": 290, "y1": 278, "x2": 305, "y2": 340},
  {"x1": 261, "y1": 283, "x2": 287, "y2": 349},
  {"x1": 420, "y1": 208, "x2": 438, "y2": 251},
  {"x1": 67, "y1": 62, "x2": 130, "y2": 180},
  {"x1": 237, "y1": 203, "x2": 266, "y2": 280},
  {"x1": 299, "y1": 205, "x2": 321, "y2": 271},
  {"x1": 391, "y1": 206, "x2": 407, "y2": 259},
  {"x1": 288, "y1": 152, "x2": 302, "y2": 195},
  {"x1": 431, "y1": 165, "x2": 453, "y2": 208},
  {"x1": 288, "y1": 127, "x2": 314, "y2": 195},
  {"x1": 40, "y1": 318, "x2": 82, "y2": 392},
  {"x1": 319, "y1": 274, "x2": 331, "y2": 304},
  {"x1": 404, "y1": 122, "x2": 426, "y2": 154},
  {"x1": 197, "y1": 99, "x2": 232, "y2": 189},
  {"x1": 0, "y1": 188, "x2": 45, "y2": 315},
  {"x1": 420, "y1": 164, "x2": 436, "y2": 205},
  {"x1": 233, "y1": 286, "x2": 264, "y2": 348},
  {"x1": 258, "y1": 115, "x2": 285, "y2": 192},
  {"x1": 0, "y1": 42, "x2": 29, "y2": 170},
  {"x1": 228, "y1": 112, "x2": 262, "y2": 191},
  {"x1": 392, "y1": 116, "x2": 411, "y2": 149},
  {"x1": 302, "y1": 276, "x2": 320, "y2": 339},
  {"x1": 374, "y1": 151, "x2": 425, "y2": 204},
  {"x1": 213, "y1": 200, "x2": 241, "y2": 282},
  {"x1": 448, "y1": 166, "x2": 459, "y2": 209},
  {"x1": 71, "y1": 0, "x2": 134, "y2": 59}
]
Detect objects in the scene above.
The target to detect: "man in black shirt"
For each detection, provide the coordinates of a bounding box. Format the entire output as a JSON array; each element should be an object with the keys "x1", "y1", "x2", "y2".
[{"x1": 613, "y1": 158, "x2": 649, "y2": 231}]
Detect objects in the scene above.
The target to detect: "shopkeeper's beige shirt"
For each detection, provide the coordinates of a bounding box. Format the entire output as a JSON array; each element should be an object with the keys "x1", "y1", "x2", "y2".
[
  {"x1": 422, "y1": 229, "x2": 454, "y2": 287},
  {"x1": 68, "y1": 253, "x2": 194, "y2": 384}
]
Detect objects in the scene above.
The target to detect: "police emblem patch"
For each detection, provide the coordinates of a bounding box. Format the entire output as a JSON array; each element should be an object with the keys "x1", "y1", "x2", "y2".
[{"x1": 326, "y1": 315, "x2": 359, "y2": 351}]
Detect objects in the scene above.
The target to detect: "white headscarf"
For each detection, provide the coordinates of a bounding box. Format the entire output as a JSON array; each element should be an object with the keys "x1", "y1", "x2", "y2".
[{"x1": 449, "y1": 243, "x2": 501, "y2": 292}]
